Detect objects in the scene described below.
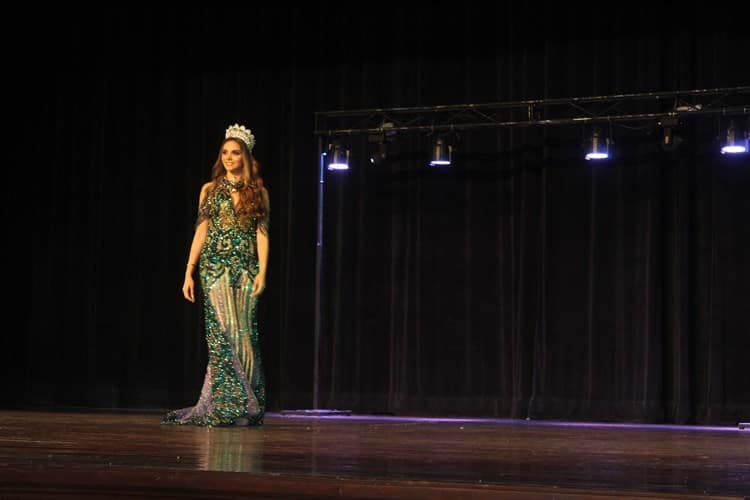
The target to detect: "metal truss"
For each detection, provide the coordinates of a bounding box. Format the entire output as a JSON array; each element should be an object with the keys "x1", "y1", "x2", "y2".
[{"x1": 314, "y1": 86, "x2": 750, "y2": 137}]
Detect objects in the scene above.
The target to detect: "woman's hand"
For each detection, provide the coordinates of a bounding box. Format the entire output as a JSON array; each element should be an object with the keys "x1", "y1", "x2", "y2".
[
  {"x1": 183, "y1": 274, "x2": 196, "y2": 302},
  {"x1": 251, "y1": 274, "x2": 266, "y2": 297}
]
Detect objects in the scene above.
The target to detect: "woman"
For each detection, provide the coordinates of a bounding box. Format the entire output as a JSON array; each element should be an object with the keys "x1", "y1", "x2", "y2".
[{"x1": 163, "y1": 123, "x2": 269, "y2": 427}]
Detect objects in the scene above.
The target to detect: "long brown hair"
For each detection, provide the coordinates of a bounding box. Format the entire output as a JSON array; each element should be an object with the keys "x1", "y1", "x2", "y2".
[{"x1": 209, "y1": 138, "x2": 267, "y2": 222}]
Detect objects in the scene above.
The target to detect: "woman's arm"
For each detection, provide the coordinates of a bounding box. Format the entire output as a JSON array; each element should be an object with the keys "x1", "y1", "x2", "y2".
[
  {"x1": 252, "y1": 188, "x2": 270, "y2": 297},
  {"x1": 182, "y1": 183, "x2": 212, "y2": 302}
]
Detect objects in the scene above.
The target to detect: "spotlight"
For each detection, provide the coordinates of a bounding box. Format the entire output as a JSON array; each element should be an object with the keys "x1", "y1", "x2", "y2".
[
  {"x1": 429, "y1": 137, "x2": 452, "y2": 166},
  {"x1": 368, "y1": 122, "x2": 395, "y2": 166},
  {"x1": 327, "y1": 143, "x2": 350, "y2": 170},
  {"x1": 720, "y1": 120, "x2": 748, "y2": 155},
  {"x1": 369, "y1": 141, "x2": 387, "y2": 165},
  {"x1": 659, "y1": 117, "x2": 683, "y2": 152},
  {"x1": 585, "y1": 127, "x2": 609, "y2": 161}
]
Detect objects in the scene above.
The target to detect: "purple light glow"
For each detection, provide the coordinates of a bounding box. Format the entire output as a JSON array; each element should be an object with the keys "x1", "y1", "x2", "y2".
[{"x1": 270, "y1": 412, "x2": 741, "y2": 432}]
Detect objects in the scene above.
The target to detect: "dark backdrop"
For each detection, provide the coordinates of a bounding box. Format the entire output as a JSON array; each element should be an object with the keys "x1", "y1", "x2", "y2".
[{"x1": 5, "y1": 5, "x2": 749, "y2": 424}]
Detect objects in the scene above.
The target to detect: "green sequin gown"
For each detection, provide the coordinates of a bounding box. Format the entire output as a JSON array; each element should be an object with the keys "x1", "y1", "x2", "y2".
[{"x1": 163, "y1": 179, "x2": 267, "y2": 426}]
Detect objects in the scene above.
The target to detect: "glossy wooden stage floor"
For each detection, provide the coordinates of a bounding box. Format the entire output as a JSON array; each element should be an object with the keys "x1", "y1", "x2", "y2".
[{"x1": 0, "y1": 410, "x2": 748, "y2": 499}]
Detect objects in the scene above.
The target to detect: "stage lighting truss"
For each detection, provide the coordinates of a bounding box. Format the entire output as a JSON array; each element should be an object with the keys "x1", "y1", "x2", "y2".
[{"x1": 315, "y1": 86, "x2": 750, "y2": 146}]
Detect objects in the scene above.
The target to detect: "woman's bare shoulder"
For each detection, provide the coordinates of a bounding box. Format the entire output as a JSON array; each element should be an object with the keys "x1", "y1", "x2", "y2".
[{"x1": 198, "y1": 181, "x2": 215, "y2": 202}]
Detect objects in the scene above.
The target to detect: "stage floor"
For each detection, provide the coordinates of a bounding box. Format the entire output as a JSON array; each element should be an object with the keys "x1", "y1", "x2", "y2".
[{"x1": 0, "y1": 409, "x2": 748, "y2": 498}]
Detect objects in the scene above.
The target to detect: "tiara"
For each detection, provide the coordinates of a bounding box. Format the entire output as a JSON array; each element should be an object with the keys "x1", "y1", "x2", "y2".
[{"x1": 225, "y1": 123, "x2": 256, "y2": 152}]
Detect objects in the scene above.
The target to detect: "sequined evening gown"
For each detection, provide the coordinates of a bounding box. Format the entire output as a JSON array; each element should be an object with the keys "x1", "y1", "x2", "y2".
[{"x1": 163, "y1": 179, "x2": 267, "y2": 426}]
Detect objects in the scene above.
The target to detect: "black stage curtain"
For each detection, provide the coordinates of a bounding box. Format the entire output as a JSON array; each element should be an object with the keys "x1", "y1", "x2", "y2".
[{"x1": 6, "y1": 6, "x2": 749, "y2": 424}]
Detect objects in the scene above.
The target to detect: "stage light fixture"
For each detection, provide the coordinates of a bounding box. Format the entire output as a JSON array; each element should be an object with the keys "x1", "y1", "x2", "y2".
[
  {"x1": 327, "y1": 143, "x2": 350, "y2": 170},
  {"x1": 368, "y1": 122, "x2": 396, "y2": 166},
  {"x1": 369, "y1": 141, "x2": 387, "y2": 166},
  {"x1": 585, "y1": 127, "x2": 609, "y2": 160},
  {"x1": 720, "y1": 119, "x2": 748, "y2": 155},
  {"x1": 429, "y1": 137, "x2": 452, "y2": 166},
  {"x1": 660, "y1": 117, "x2": 683, "y2": 152}
]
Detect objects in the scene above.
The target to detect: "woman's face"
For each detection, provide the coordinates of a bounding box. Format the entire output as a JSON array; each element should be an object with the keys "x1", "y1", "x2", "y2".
[{"x1": 221, "y1": 140, "x2": 244, "y2": 172}]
